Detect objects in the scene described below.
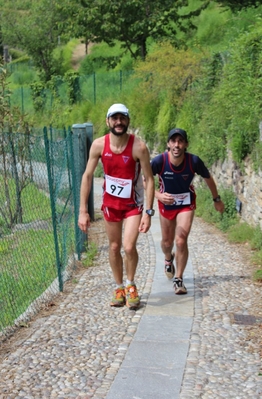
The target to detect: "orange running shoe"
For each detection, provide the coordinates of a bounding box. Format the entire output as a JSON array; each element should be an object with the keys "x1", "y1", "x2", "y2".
[
  {"x1": 125, "y1": 284, "x2": 140, "y2": 309},
  {"x1": 110, "y1": 286, "x2": 126, "y2": 307}
]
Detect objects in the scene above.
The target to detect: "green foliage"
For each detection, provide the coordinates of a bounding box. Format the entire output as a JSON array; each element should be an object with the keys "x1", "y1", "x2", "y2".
[
  {"x1": 81, "y1": 241, "x2": 98, "y2": 267},
  {"x1": 2, "y1": 1, "x2": 262, "y2": 171},
  {"x1": 59, "y1": 0, "x2": 206, "y2": 61},
  {"x1": 219, "y1": 26, "x2": 262, "y2": 161},
  {"x1": 79, "y1": 56, "x2": 96, "y2": 75},
  {"x1": 128, "y1": 90, "x2": 159, "y2": 151},
  {"x1": 251, "y1": 142, "x2": 262, "y2": 173},
  {"x1": 253, "y1": 266, "x2": 262, "y2": 282},
  {"x1": 8, "y1": 55, "x2": 31, "y2": 66},
  {"x1": 193, "y1": 2, "x2": 232, "y2": 49},
  {"x1": 64, "y1": 71, "x2": 81, "y2": 104},
  {"x1": 156, "y1": 101, "x2": 177, "y2": 150},
  {"x1": 227, "y1": 221, "x2": 262, "y2": 281},
  {"x1": 0, "y1": 178, "x2": 52, "y2": 232},
  {"x1": 94, "y1": 161, "x2": 104, "y2": 178},
  {"x1": 8, "y1": 49, "x2": 27, "y2": 61},
  {"x1": 181, "y1": 20, "x2": 262, "y2": 166},
  {"x1": 195, "y1": 185, "x2": 237, "y2": 232},
  {"x1": 61, "y1": 101, "x2": 93, "y2": 129},
  {"x1": 8, "y1": 66, "x2": 37, "y2": 86},
  {"x1": 217, "y1": 0, "x2": 260, "y2": 12},
  {"x1": 79, "y1": 41, "x2": 132, "y2": 74},
  {"x1": 0, "y1": 228, "x2": 57, "y2": 325},
  {"x1": 53, "y1": 38, "x2": 80, "y2": 75},
  {"x1": 30, "y1": 81, "x2": 47, "y2": 112},
  {"x1": 250, "y1": 224, "x2": 262, "y2": 251},
  {"x1": 227, "y1": 221, "x2": 254, "y2": 243},
  {"x1": 1, "y1": 0, "x2": 65, "y2": 81},
  {"x1": 132, "y1": 41, "x2": 202, "y2": 148}
]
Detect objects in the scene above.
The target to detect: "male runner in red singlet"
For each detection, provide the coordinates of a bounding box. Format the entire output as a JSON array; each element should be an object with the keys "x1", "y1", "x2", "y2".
[
  {"x1": 150, "y1": 128, "x2": 224, "y2": 295},
  {"x1": 78, "y1": 104, "x2": 155, "y2": 309}
]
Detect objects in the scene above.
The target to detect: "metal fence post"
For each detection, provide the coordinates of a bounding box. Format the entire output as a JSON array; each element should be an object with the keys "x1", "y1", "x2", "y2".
[
  {"x1": 43, "y1": 126, "x2": 63, "y2": 291},
  {"x1": 71, "y1": 123, "x2": 94, "y2": 253},
  {"x1": 93, "y1": 72, "x2": 96, "y2": 104}
]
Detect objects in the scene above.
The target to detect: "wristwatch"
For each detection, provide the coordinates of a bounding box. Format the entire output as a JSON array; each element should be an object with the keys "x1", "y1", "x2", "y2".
[
  {"x1": 146, "y1": 209, "x2": 155, "y2": 216},
  {"x1": 213, "y1": 195, "x2": 221, "y2": 202}
]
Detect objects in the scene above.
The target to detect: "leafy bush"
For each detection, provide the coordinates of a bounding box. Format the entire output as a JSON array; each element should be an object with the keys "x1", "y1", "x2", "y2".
[
  {"x1": 8, "y1": 49, "x2": 28, "y2": 61},
  {"x1": 53, "y1": 38, "x2": 80, "y2": 75},
  {"x1": 195, "y1": 185, "x2": 237, "y2": 232},
  {"x1": 30, "y1": 81, "x2": 47, "y2": 112},
  {"x1": 227, "y1": 222, "x2": 254, "y2": 244},
  {"x1": 250, "y1": 224, "x2": 262, "y2": 251},
  {"x1": 9, "y1": 68, "x2": 37, "y2": 86},
  {"x1": 253, "y1": 266, "x2": 262, "y2": 282},
  {"x1": 79, "y1": 41, "x2": 132, "y2": 75}
]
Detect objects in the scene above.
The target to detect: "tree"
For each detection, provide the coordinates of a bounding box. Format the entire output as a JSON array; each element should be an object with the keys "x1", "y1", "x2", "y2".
[
  {"x1": 56, "y1": 0, "x2": 97, "y2": 55},
  {"x1": 0, "y1": 65, "x2": 33, "y2": 232},
  {"x1": 59, "y1": 0, "x2": 210, "y2": 61},
  {"x1": 214, "y1": 0, "x2": 261, "y2": 12},
  {"x1": 0, "y1": 0, "x2": 65, "y2": 81}
]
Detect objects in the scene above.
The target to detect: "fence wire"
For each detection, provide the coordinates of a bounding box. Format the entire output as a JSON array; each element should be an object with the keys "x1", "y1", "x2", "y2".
[
  {"x1": 9, "y1": 70, "x2": 139, "y2": 114},
  {"x1": 0, "y1": 127, "x2": 79, "y2": 341}
]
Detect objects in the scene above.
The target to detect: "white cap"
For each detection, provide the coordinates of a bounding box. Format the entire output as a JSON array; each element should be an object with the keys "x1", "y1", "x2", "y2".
[{"x1": 106, "y1": 103, "x2": 129, "y2": 118}]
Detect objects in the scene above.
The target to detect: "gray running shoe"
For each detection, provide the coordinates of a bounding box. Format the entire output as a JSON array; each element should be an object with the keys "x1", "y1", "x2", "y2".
[
  {"x1": 173, "y1": 277, "x2": 187, "y2": 294},
  {"x1": 165, "y1": 253, "x2": 175, "y2": 279}
]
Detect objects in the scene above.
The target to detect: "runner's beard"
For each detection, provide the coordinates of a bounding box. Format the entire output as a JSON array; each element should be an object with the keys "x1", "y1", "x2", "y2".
[{"x1": 110, "y1": 125, "x2": 128, "y2": 136}]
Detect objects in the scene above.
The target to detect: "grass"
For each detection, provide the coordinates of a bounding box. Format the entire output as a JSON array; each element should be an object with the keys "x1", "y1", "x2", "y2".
[
  {"x1": 0, "y1": 229, "x2": 57, "y2": 327},
  {"x1": 0, "y1": 173, "x2": 77, "y2": 330},
  {"x1": 196, "y1": 185, "x2": 262, "y2": 282},
  {"x1": 81, "y1": 241, "x2": 98, "y2": 267}
]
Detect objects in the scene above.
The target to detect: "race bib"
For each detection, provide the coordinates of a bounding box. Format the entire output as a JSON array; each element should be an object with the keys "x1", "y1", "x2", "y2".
[
  {"x1": 105, "y1": 174, "x2": 132, "y2": 198},
  {"x1": 171, "y1": 192, "x2": 191, "y2": 206}
]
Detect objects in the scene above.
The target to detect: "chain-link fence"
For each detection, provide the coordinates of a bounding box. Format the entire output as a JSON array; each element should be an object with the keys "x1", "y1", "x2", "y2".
[
  {"x1": 0, "y1": 126, "x2": 87, "y2": 341},
  {"x1": 8, "y1": 70, "x2": 139, "y2": 115}
]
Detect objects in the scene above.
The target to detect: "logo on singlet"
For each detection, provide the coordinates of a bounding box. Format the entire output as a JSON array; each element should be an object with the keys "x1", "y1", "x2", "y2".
[
  {"x1": 122, "y1": 156, "x2": 129, "y2": 163},
  {"x1": 104, "y1": 152, "x2": 112, "y2": 157},
  {"x1": 182, "y1": 174, "x2": 189, "y2": 180}
]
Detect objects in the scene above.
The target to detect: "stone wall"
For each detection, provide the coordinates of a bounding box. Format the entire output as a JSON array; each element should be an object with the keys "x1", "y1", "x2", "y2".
[{"x1": 202, "y1": 152, "x2": 262, "y2": 229}]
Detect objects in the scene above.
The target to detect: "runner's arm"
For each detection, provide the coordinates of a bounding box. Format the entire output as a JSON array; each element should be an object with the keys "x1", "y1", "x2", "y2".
[
  {"x1": 78, "y1": 139, "x2": 103, "y2": 232},
  {"x1": 203, "y1": 175, "x2": 225, "y2": 213},
  {"x1": 135, "y1": 140, "x2": 155, "y2": 232}
]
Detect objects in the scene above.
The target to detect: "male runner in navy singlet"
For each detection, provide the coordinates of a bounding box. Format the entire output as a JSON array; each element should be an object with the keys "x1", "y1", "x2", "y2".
[{"x1": 150, "y1": 128, "x2": 224, "y2": 294}]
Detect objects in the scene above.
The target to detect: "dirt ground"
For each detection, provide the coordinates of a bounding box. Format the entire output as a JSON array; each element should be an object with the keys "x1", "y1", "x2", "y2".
[{"x1": 71, "y1": 42, "x2": 94, "y2": 70}]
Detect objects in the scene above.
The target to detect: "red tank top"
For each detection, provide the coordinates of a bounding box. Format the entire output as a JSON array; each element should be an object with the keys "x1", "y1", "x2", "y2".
[{"x1": 101, "y1": 133, "x2": 143, "y2": 210}]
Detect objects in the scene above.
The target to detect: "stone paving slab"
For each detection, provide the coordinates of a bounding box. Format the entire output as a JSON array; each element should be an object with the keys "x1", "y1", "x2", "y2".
[{"x1": 105, "y1": 198, "x2": 193, "y2": 399}]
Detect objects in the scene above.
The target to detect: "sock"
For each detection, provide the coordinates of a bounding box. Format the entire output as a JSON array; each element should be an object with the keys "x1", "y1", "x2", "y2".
[
  {"x1": 116, "y1": 283, "x2": 124, "y2": 289},
  {"x1": 165, "y1": 253, "x2": 174, "y2": 263},
  {"x1": 126, "y1": 279, "x2": 134, "y2": 286}
]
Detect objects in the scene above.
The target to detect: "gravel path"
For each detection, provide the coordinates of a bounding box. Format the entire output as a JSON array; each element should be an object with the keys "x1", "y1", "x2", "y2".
[
  {"x1": 0, "y1": 189, "x2": 261, "y2": 398},
  {"x1": 181, "y1": 219, "x2": 262, "y2": 399}
]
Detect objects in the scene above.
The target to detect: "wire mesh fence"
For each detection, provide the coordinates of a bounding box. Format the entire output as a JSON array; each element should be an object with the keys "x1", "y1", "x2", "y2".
[
  {"x1": 8, "y1": 70, "x2": 140, "y2": 115},
  {"x1": 0, "y1": 126, "x2": 83, "y2": 341}
]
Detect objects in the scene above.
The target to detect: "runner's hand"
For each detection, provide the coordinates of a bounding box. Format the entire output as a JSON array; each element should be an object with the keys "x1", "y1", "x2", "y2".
[
  {"x1": 214, "y1": 201, "x2": 225, "y2": 214},
  {"x1": 159, "y1": 192, "x2": 175, "y2": 206},
  {"x1": 139, "y1": 214, "x2": 151, "y2": 233},
  {"x1": 78, "y1": 211, "x2": 91, "y2": 233}
]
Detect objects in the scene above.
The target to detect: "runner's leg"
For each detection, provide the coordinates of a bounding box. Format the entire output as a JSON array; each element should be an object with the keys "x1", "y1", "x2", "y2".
[
  {"x1": 104, "y1": 219, "x2": 124, "y2": 285},
  {"x1": 122, "y1": 214, "x2": 142, "y2": 281},
  {"x1": 174, "y1": 209, "x2": 194, "y2": 278},
  {"x1": 159, "y1": 214, "x2": 176, "y2": 261}
]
